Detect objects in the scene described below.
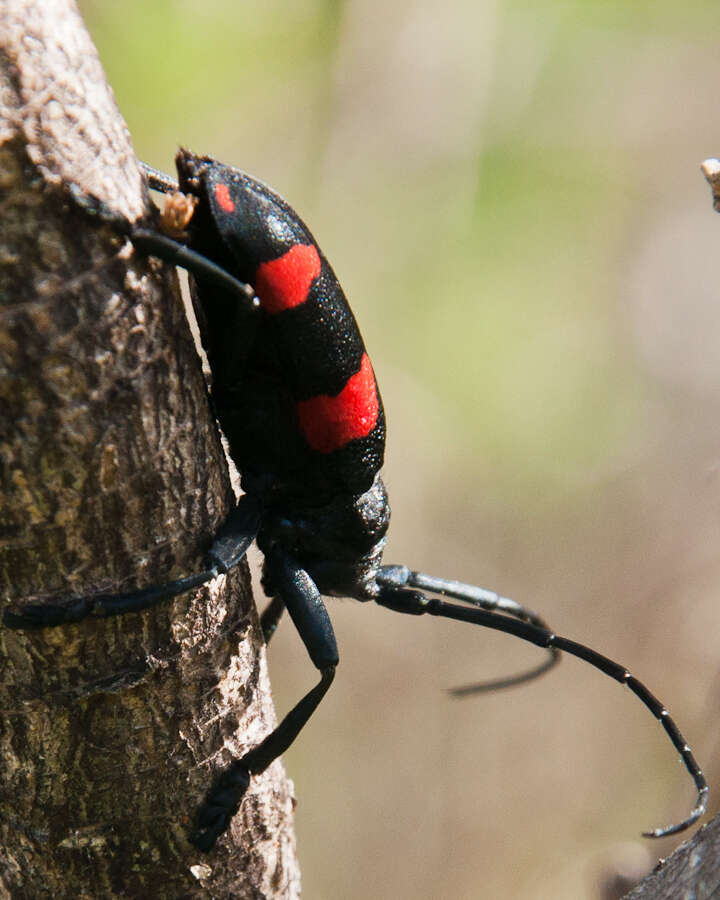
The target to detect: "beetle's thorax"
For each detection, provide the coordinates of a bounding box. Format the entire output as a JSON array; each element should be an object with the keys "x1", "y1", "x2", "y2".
[{"x1": 257, "y1": 472, "x2": 391, "y2": 601}]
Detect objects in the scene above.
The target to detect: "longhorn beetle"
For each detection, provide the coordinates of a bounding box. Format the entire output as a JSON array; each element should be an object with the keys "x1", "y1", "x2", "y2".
[{"x1": 4, "y1": 150, "x2": 708, "y2": 852}]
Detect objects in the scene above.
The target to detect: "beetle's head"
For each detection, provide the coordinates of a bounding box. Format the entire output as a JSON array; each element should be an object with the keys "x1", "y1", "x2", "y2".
[{"x1": 259, "y1": 473, "x2": 391, "y2": 601}]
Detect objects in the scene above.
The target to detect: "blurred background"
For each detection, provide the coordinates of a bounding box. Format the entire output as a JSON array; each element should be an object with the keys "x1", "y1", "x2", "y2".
[{"x1": 78, "y1": 1, "x2": 720, "y2": 897}]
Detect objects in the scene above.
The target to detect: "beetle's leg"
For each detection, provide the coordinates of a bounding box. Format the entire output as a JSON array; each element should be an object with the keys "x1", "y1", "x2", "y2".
[
  {"x1": 377, "y1": 565, "x2": 560, "y2": 691},
  {"x1": 69, "y1": 176, "x2": 253, "y2": 303},
  {"x1": 130, "y1": 228, "x2": 255, "y2": 304},
  {"x1": 3, "y1": 496, "x2": 262, "y2": 629},
  {"x1": 375, "y1": 584, "x2": 708, "y2": 840},
  {"x1": 192, "y1": 549, "x2": 338, "y2": 852},
  {"x1": 95, "y1": 163, "x2": 253, "y2": 302},
  {"x1": 260, "y1": 595, "x2": 285, "y2": 644},
  {"x1": 139, "y1": 162, "x2": 178, "y2": 194}
]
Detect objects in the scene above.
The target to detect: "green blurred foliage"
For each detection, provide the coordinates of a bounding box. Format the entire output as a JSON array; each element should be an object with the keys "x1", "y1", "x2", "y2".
[{"x1": 78, "y1": 0, "x2": 682, "y2": 497}]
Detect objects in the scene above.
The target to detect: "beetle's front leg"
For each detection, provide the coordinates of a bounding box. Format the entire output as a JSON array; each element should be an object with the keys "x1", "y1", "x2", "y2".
[{"x1": 3, "y1": 496, "x2": 262, "y2": 629}]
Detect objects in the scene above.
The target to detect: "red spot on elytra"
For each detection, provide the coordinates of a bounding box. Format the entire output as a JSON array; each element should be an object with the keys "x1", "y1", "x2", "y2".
[
  {"x1": 215, "y1": 183, "x2": 235, "y2": 213},
  {"x1": 255, "y1": 244, "x2": 321, "y2": 314},
  {"x1": 296, "y1": 354, "x2": 379, "y2": 453}
]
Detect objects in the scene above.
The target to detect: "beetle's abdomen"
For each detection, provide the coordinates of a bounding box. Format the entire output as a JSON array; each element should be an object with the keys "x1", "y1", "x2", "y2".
[
  {"x1": 177, "y1": 151, "x2": 385, "y2": 503},
  {"x1": 251, "y1": 241, "x2": 380, "y2": 455}
]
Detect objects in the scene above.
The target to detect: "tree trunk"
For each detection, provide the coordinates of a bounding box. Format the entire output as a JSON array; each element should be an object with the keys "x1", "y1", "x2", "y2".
[
  {"x1": 0, "y1": 1, "x2": 300, "y2": 897},
  {"x1": 622, "y1": 813, "x2": 720, "y2": 899}
]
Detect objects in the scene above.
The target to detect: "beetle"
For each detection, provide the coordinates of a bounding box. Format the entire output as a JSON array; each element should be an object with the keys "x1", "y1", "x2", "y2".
[{"x1": 4, "y1": 150, "x2": 708, "y2": 851}]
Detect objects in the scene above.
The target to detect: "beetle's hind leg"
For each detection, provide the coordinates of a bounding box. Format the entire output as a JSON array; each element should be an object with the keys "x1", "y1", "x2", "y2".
[{"x1": 192, "y1": 549, "x2": 337, "y2": 852}]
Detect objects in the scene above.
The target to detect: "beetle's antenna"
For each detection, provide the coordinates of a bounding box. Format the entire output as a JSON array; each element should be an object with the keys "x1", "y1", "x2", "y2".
[
  {"x1": 448, "y1": 652, "x2": 558, "y2": 694},
  {"x1": 378, "y1": 566, "x2": 561, "y2": 691},
  {"x1": 375, "y1": 572, "x2": 708, "y2": 839}
]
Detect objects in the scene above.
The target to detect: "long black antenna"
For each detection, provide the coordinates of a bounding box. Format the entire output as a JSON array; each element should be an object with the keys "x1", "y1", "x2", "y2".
[
  {"x1": 376, "y1": 565, "x2": 708, "y2": 838},
  {"x1": 380, "y1": 567, "x2": 561, "y2": 692}
]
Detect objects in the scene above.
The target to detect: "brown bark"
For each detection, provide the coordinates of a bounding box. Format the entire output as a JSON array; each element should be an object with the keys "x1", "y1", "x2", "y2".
[
  {"x1": 0, "y1": 1, "x2": 299, "y2": 897},
  {"x1": 622, "y1": 814, "x2": 720, "y2": 899}
]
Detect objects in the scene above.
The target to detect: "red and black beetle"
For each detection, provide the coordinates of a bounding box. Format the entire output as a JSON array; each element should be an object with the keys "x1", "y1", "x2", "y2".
[{"x1": 4, "y1": 150, "x2": 708, "y2": 851}]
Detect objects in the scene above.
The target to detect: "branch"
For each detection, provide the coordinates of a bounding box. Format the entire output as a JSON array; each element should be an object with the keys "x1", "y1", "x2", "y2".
[
  {"x1": 701, "y1": 158, "x2": 720, "y2": 212},
  {"x1": 0, "y1": 1, "x2": 299, "y2": 896},
  {"x1": 623, "y1": 814, "x2": 720, "y2": 899}
]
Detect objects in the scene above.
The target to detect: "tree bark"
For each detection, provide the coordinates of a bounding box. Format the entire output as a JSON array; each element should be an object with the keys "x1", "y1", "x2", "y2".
[
  {"x1": 622, "y1": 814, "x2": 720, "y2": 899},
  {"x1": 0, "y1": 1, "x2": 300, "y2": 897}
]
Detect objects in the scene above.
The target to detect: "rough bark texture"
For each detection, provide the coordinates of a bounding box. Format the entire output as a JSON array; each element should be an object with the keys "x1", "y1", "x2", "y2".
[
  {"x1": 0, "y1": 1, "x2": 300, "y2": 897},
  {"x1": 622, "y1": 814, "x2": 720, "y2": 899}
]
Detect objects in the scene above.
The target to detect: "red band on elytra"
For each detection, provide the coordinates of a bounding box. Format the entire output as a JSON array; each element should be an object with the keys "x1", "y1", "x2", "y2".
[
  {"x1": 214, "y1": 183, "x2": 235, "y2": 212},
  {"x1": 296, "y1": 353, "x2": 379, "y2": 453},
  {"x1": 255, "y1": 244, "x2": 322, "y2": 314}
]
